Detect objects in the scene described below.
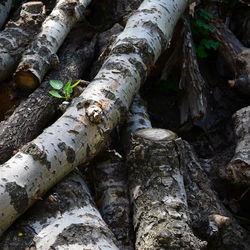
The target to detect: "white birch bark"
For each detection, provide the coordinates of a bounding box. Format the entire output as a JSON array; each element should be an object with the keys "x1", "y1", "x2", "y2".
[
  {"x1": 0, "y1": 171, "x2": 119, "y2": 249},
  {"x1": 126, "y1": 128, "x2": 207, "y2": 249},
  {"x1": 0, "y1": 1, "x2": 45, "y2": 82},
  {"x1": 0, "y1": 0, "x2": 12, "y2": 29},
  {"x1": 0, "y1": 0, "x2": 191, "y2": 236},
  {"x1": 14, "y1": 0, "x2": 92, "y2": 89}
]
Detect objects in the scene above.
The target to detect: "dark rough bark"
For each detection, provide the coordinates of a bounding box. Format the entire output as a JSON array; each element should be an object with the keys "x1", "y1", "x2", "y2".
[
  {"x1": 126, "y1": 128, "x2": 207, "y2": 249},
  {"x1": 0, "y1": 23, "x2": 97, "y2": 164},
  {"x1": 92, "y1": 150, "x2": 134, "y2": 250},
  {"x1": 183, "y1": 141, "x2": 250, "y2": 250},
  {"x1": 209, "y1": 14, "x2": 250, "y2": 95},
  {"x1": 0, "y1": 170, "x2": 119, "y2": 249},
  {"x1": 179, "y1": 14, "x2": 207, "y2": 125},
  {"x1": 220, "y1": 106, "x2": 250, "y2": 188},
  {"x1": 0, "y1": 1, "x2": 46, "y2": 82}
]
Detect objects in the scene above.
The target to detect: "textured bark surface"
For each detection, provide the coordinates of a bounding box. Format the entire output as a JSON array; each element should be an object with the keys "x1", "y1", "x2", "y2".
[
  {"x1": 92, "y1": 150, "x2": 133, "y2": 250},
  {"x1": 0, "y1": 0, "x2": 12, "y2": 29},
  {"x1": 183, "y1": 141, "x2": 250, "y2": 249},
  {"x1": 0, "y1": 0, "x2": 191, "y2": 236},
  {"x1": 0, "y1": 171, "x2": 119, "y2": 249},
  {"x1": 209, "y1": 16, "x2": 250, "y2": 96},
  {"x1": 179, "y1": 14, "x2": 207, "y2": 125},
  {"x1": 0, "y1": 1, "x2": 46, "y2": 82},
  {"x1": 126, "y1": 128, "x2": 206, "y2": 249},
  {"x1": 221, "y1": 106, "x2": 250, "y2": 188},
  {"x1": 0, "y1": 22, "x2": 96, "y2": 164},
  {"x1": 14, "y1": 0, "x2": 92, "y2": 89}
]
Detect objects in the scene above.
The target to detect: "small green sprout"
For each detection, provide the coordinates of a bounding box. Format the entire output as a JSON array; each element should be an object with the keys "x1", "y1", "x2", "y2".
[{"x1": 49, "y1": 79, "x2": 81, "y2": 100}]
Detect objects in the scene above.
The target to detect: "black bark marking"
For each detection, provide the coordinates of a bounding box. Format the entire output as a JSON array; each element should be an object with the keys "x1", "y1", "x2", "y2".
[
  {"x1": 57, "y1": 142, "x2": 75, "y2": 163},
  {"x1": 5, "y1": 182, "x2": 28, "y2": 214},
  {"x1": 21, "y1": 142, "x2": 51, "y2": 169}
]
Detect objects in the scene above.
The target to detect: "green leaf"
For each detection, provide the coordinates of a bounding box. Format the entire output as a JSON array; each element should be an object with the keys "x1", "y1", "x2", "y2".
[
  {"x1": 49, "y1": 90, "x2": 64, "y2": 98},
  {"x1": 49, "y1": 80, "x2": 63, "y2": 90},
  {"x1": 197, "y1": 45, "x2": 208, "y2": 58},
  {"x1": 199, "y1": 9, "x2": 214, "y2": 21}
]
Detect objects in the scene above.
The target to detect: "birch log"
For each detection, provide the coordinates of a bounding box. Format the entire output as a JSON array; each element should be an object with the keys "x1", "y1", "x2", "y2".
[
  {"x1": 183, "y1": 141, "x2": 250, "y2": 249},
  {"x1": 0, "y1": 171, "x2": 119, "y2": 249},
  {"x1": 221, "y1": 106, "x2": 250, "y2": 188},
  {"x1": 92, "y1": 150, "x2": 133, "y2": 250},
  {"x1": 0, "y1": 23, "x2": 97, "y2": 164},
  {"x1": 126, "y1": 128, "x2": 206, "y2": 249},
  {"x1": 0, "y1": 0, "x2": 191, "y2": 236},
  {"x1": 14, "y1": 0, "x2": 92, "y2": 89},
  {"x1": 0, "y1": 0, "x2": 12, "y2": 29},
  {"x1": 0, "y1": 1, "x2": 46, "y2": 82}
]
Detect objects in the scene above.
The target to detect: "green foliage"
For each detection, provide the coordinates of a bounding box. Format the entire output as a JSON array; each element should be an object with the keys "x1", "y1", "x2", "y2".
[
  {"x1": 155, "y1": 77, "x2": 178, "y2": 95},
  {"x1": 49, "y1": 79, "x2": 81, "y2": 100},
  {"x1": 192, "y1": 8, "x2": 220, "y2": 58}
]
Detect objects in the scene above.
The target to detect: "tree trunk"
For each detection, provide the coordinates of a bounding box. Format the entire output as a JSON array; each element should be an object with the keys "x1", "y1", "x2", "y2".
[
  {"x1": 0, "y1": 0, "x2": 12, "y2": 29},
  {"x1": 14, "y1": 0, "x2": 92, "y2": 89},
  {"x1": 0, "y1": 22, "x2": 96, "y2": 164},
  {"x1": 0, "y1": 170, "x2": 119, "y2": 249},
  {"x1": 126, "y1": 128, "x2": 207, "y2": 249},
  {"x1": 0, "y1": 0, "x2": 191, "y2": 236},
  {"x1": 0, "y1": 1, "x2": 46, "y2": 82},
  {"x1": 221, "y1": 106, "x2": 250, "y2": 188},
  {"x1": 92, "y1": 150, "x2": 133, "y2": 250}
]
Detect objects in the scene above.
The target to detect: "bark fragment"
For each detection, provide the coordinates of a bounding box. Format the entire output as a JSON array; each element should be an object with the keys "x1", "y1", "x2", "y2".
[
  {"x1": 14, "y1": 0, "x2": 92, "y2": 89},
  {"x1": 0, "y1": 22, "x2": 97, "y2": 164},
  {"x1": 0, "y1": 171, "x2": 119, "y2": 249},
  {"x1": 179, "y1": 14, "x2": 207, "y2": 124},
  {"x1": 0, "y1": 0, "x2": 191, "y2": 236},
  {"x1": 126, "y1": 128, "x2": 207, "y2": 249},
  {"x1": 0, "y1": 1, "x2": 46, "y2": 82}
]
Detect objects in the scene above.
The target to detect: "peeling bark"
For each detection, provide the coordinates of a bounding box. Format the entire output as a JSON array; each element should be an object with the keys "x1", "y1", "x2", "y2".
[
  {"x1": 126, "y1": 128, "x2": 207, "y2": 249},
  {"x1": 0, "y1": 1, "x2": 46, "y2": 82},
  {"x1": 92, "y1": 150, "x2": 133, "y2": 250},
  {"x1": 179, "y1": 14, "x2": 207, "y2": 125},
  {"x1": 183, "y1": 141, "x2": 250, "y2": 249},
  {"x1": 0, "y1": 23, "x2": 96, "y2": 164},
  {"x1": 14, "y1": 0, "x2": 92, "y2": 89},
  {"x1": 0, "y1": 171, "x2": 119, "y2": 249},
  {"x1": 0, "y1": 0, "x2": 12, "y2": 29},
  {"x1": 0, "y1": 0, "x2": 191, "y2": 236},
  {"x1": 221, "y1": 106, "x2": 250, "y2": 188}
]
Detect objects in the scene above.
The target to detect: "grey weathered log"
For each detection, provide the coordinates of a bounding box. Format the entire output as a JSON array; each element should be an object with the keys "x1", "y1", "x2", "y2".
[
  {"x1": 0, "y1": 0, "x2": 192, "y2": 236},
  {"x1": 208, "y1": 11, "x2": 250, "y2": 95},
  {"x1": 221, "y1": 106, "x2": 250, "y2": 188},
  {"x1": 126, "y1": 128, "x2": 207, "y2": 249},
  {"x1": 179, "y1": 14, "x2": 207, "y2": 124},
  {"x1": 0, "y1": 170, "x2": 119, "y2": 249},
  {"x1": 183, "y1": 141, "x2": 250, "y2": 249},
  {"x1": 14, "y1": 0, "x2": 92, "y2": 89},
  {"x1": 92, "y1": 150, "x2": 133, "y2": 250},
  {"x1": 0, "y1": 1, "x2": 46, "y2": 82},
  {"x1": 0, "y1": 22, "x2": 97, "y2": 164},
  {"x1": 0, "y1": 0, "x2": 12, "y2": 29}
]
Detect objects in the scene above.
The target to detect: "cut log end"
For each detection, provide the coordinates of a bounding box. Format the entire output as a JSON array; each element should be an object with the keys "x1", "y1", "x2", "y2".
[
  {"x1": 135, "y1": 128, "x2": 177, "y2": 141},
  {"x1": 14, "y1": 71, "x2": 39, "y2": 89}
]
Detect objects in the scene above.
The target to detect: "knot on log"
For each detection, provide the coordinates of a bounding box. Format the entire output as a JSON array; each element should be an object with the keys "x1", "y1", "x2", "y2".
[{"x1": 84, "y1": 101, "x2": 104, "y2": 124}]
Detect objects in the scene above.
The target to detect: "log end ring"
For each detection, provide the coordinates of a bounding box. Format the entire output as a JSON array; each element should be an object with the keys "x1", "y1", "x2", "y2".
[{"x1": 135, "y1": 128, "x2": 177, "y2": 141}]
